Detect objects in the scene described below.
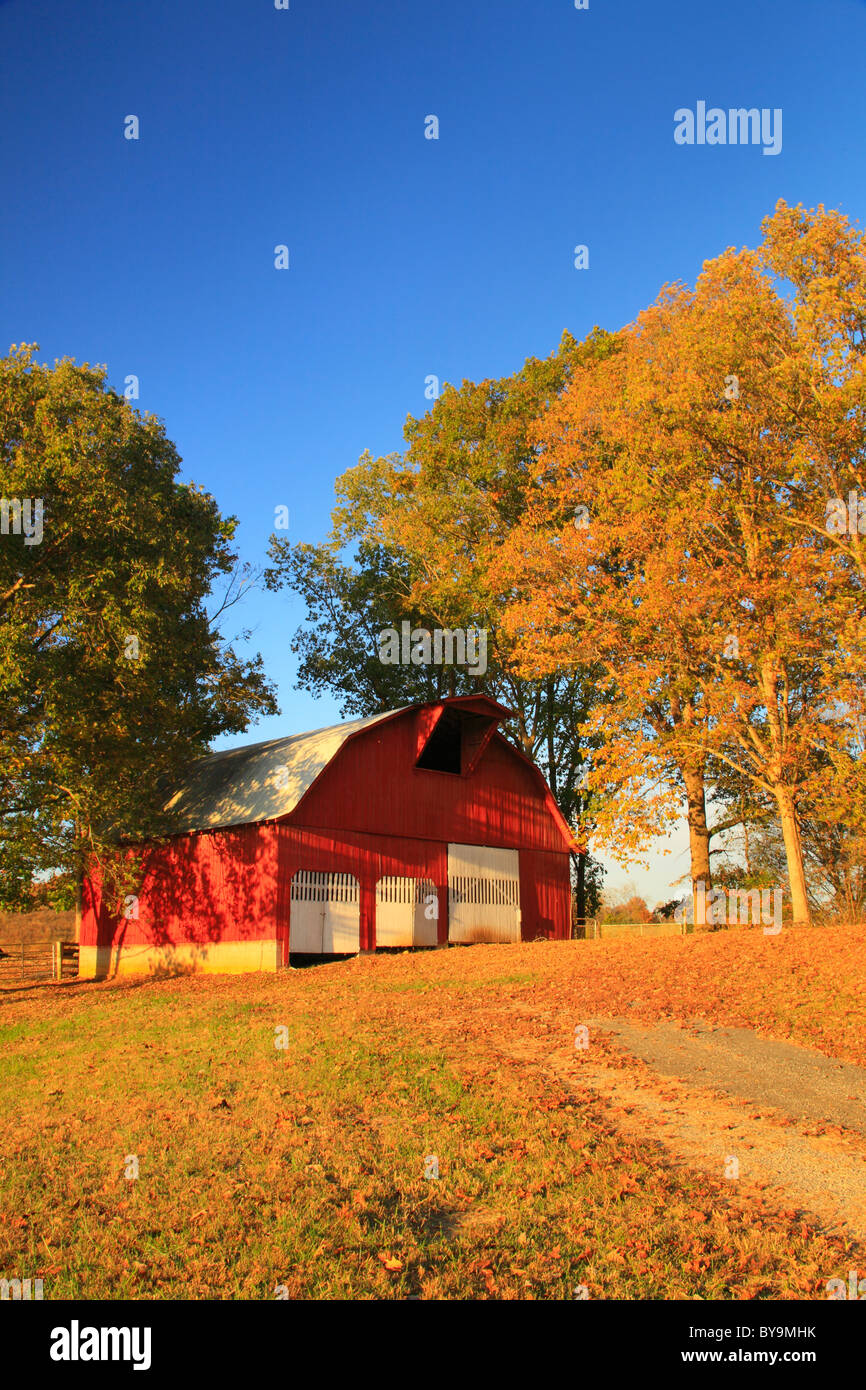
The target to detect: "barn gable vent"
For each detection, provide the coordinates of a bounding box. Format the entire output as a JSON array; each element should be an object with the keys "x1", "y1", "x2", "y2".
[
  {"x1": 415, "y1": 708, "x2": 462, "y2": 774},
  {"x1": 414, "y1": 705, "x2": 500, "y2": 776}
]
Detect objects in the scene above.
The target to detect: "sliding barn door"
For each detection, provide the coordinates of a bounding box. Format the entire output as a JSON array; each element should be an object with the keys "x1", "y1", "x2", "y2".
[
  {"x1": 447, "y1": 844, "x2": 521, "y2": 943},
  {"x1": 375, "y1": 877, "x2": 439, "y2": 947},
  {"x1": 289, "y1": 871, "x2": 360, "y2": 953}
]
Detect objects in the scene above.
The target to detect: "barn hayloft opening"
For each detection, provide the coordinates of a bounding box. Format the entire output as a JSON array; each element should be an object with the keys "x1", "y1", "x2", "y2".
[
  {"x1": 415, "y1": 708, "x2": 463, "y2": 773},
  {"x1": 414, "y1": 707, "x2": 497, "y2": 776}
]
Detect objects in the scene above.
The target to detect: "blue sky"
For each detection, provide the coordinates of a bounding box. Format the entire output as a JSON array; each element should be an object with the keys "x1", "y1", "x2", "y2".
[{"x1": 2, "y1": 0, "x2": 864, "y2": 904}]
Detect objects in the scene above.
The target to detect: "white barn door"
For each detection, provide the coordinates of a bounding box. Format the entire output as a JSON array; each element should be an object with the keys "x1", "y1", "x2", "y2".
[
  {"x1": 375, "y1": 877, "x2": 438, "y2": 947},
  {"x1": 290, "y1": 871, "x2": 360, "y2": 953},
  {"x1": 447, "y1": 844, "x2": 521, "y2": 943}
]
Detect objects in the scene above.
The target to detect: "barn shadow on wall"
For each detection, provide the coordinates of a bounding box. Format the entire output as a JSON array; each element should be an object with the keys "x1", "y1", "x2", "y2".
[{"x1": 87, "y1": 816, "x2": 281, "y2": 980}]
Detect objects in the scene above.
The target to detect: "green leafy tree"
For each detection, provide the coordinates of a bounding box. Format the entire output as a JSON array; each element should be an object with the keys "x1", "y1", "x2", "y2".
[
  {"x1": 264, "y1": 539, "x2": 483, "y2": 713},
  {"x1": 0, "y1": 345, "x2": 278, "y2": 913}
]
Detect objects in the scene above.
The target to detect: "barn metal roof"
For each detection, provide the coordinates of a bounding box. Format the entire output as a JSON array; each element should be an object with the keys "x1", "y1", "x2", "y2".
[
  {"x1": 162, "y1": 709, "x2": 400, "y2": 833},
  {"x1": 157, "y1": 696, "x2": 582, "y2": 850}
]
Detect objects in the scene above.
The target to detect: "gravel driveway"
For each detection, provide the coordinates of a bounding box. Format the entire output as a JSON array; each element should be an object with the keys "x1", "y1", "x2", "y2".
[{"x1": 589, "y1": 1018, "x2": 866, "y2": 1136}]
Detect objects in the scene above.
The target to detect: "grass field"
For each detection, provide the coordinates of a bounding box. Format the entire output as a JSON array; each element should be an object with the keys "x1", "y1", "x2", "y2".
[{"x1": 2, "y1": 926, "x2": 864, "y2": 1300}]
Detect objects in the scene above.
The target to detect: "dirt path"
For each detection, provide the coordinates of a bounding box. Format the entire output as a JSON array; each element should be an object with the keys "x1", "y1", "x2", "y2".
[
  {"x1": 589, "y1": 1018, "x2": 866, "y2": 1135},
  {"x1": 498, "y1": 1013, "x2": 866, "y2": 1243}
]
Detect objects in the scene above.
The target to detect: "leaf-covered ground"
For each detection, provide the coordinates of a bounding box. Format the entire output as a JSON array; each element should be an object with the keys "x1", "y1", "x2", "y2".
[{"x1": 1, "y1": 925, "x2": 863, "y2": 1300}]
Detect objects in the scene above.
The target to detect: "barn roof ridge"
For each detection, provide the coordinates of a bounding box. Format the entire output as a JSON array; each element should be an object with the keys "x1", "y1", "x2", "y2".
[
  {"x1": 159, "y1": 696, "x2": 523, "y2": 837},
  {"x1": 187, "y1": 709, "x2": 398, "y2": 767},
  {"x1": 194, "y1": 695, "x2": 512, "y2": 769},
  {"x1": 161, "y1": 707, "x2": 400, "y2": 834}
]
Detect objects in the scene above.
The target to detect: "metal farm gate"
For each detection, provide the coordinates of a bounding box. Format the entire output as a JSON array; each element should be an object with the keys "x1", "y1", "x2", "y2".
[
  {"x1": 375, "y1": 876, "x2": 439, "y2": 947},
  {"x1": 447, "y1": 843, "x2": 521, "y2": 943},
  {"x1": 289, "y1": 871, "x2": 360, "y2": 953}
]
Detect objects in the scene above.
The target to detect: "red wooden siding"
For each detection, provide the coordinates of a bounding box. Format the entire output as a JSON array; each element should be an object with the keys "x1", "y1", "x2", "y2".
[
  {"x1": 287, "y1": 717, "x2": 570, "y2": 854},
  {"x1": 81, "y1": 823, "x2": 278, "y2": 952},
  {"x1": 518, "y1": 848, "x2": 572, "y2": 941}
]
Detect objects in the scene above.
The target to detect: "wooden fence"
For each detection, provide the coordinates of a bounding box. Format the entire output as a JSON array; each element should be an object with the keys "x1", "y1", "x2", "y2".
[
  {"x1": 52, "y1": 941, "x2": 80, "y2": 980},
  {"x1": 577, "y1": 919, "x2": 686, "y2": 941},
  {"x1": 0, "y1": 940, "x2": 79, "y2": 984}
]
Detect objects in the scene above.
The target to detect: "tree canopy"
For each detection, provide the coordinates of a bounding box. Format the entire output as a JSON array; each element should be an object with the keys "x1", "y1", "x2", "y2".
[
  {"x1": 0, "y1": 345, "x2": 277, "y2": 910},
  {"x1": 495, "y1": 201, "x2": 866, "y2": 926}
]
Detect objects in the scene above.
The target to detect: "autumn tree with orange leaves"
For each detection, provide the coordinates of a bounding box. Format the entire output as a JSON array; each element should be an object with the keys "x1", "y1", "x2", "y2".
[{"x1": 496, "y1": 200, "x2": 866, "y2": 928}]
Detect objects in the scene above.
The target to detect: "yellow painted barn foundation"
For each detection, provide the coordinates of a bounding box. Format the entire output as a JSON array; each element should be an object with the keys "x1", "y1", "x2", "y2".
[{"x1": 78, "y1": 939, "x2": 281, "y2": 980}]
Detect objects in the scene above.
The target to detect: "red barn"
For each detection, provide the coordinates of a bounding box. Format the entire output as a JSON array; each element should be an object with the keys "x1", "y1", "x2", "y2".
[{"x1": 79, "y1": 695, "x2": 577, "y2": 979}]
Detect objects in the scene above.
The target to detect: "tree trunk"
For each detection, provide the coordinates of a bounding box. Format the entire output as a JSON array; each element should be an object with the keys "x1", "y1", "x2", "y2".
[
  {"x1": 575, "y1": 850, "x2": 586, "y2": 929},
  {"x1": 682, "y1": 763, "x2": 713, "y2": 929},
  {"x1": 73, "y1": 827, "x2": 83, "y2": 943},
  {"x1": 546, "y1": 676, "x2": 558, "y2": 799},
  {"x1": 773, "y1": 783, "x2": 811, "y2": 926}
]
